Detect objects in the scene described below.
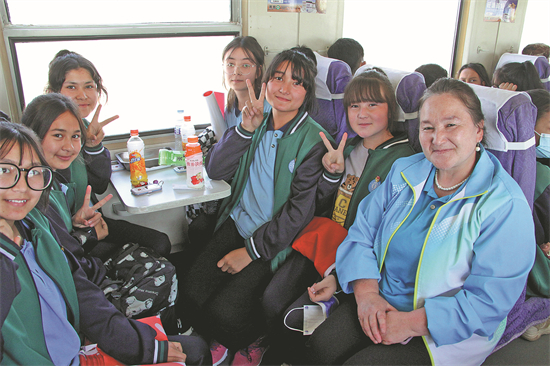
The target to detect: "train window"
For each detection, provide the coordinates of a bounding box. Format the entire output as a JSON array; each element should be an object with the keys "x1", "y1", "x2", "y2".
[
  {"x1": 342, "y1": 0, "x2": 461, "y2": 74},
  {"x1": 15, "y1": 36, "x2": 234, "y2": 136},
  {"x1": 2, "y1": 0, "x2": 240, "y2": 138},
  {"x1": 6, "y1": 0, "x2": 231, "y2": 25},
  {"x1": 519, "y1": 0, "x2": 550, "y2": 53}
]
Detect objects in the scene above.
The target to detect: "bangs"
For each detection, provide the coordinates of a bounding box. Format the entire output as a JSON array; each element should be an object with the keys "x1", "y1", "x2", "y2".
[
  {"x1": 288, "y1": 61, "x2": 307, "y2": 87},
  {"x1": 0, "y1": 129, "x2": 41, "y2": 166},
  {"x1": 0, "y1": 137, "x2": 17, "y2": 160},
  {"x1": 264, "y1": 49, "x2": 317, "y2": 113},
  {"x1": 266, "y1": 51, "x2": 313, "y2": 89},
  {"x1": 345, "y1": 78, "x2": 387, "y2": 107}
]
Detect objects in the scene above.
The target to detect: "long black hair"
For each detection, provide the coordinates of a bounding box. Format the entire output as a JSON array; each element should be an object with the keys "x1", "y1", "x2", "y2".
[
  {"x1": 264, "y1": 49, "x2": 318, "y2": 113},
  {"x1": 46, "y1": 49, "x2": 108, "y2": 101}
]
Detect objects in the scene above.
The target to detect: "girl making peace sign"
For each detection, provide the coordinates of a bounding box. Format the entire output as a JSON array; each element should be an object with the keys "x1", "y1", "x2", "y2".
[
  {"x1": 180, "y1": 49, "x2": 331, "y2": 365},
  {"x1": 271, "y1": 69, "x2": 417, "y2": 364}
]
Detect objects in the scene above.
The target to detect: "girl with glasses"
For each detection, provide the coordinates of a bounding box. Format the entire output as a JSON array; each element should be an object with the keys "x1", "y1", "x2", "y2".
[
  {"x1": 222, "y1": 36, "x2": 272, "y2": 130},
  {"x1": 0, "y1": 121, "x2": 199, "y2": 365}
]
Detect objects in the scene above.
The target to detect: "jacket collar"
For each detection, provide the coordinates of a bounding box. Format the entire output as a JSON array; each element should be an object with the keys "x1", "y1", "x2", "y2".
[
  {"x1": 344, "y1": 133, "x2": 410, "y2": 156},
  {"x1": 401, "y1": 146, "x2": 495, "y2": 199},
  {"x1": 276, "y1": 106, "x2": 309, "y2": 138},
  {"x1": 0, "y1": 218, "x2": 36, "y2": 257}
]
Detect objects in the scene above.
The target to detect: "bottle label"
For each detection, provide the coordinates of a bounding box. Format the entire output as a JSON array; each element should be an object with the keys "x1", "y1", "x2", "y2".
[
  {"x1": 129, "y1": 151, "x2": 148, "y2": 187},
  {"x1": 186, "y1": 154, "x2": 204, "y2": 189}
]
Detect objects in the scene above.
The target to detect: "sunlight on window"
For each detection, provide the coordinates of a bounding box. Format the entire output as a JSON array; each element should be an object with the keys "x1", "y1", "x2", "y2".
[
  {"x1": 7, "y1": 0, "x2": 230, "y2": 25},
  {"x1": 16, "y1": 36, "x2": 234, "y2": 136},
  {"x1": 343, "y1": 0, "x2": 460, "y2": 74},
  {"x1": 519, "y1": 0, "x2": 550, "y2": 53}
]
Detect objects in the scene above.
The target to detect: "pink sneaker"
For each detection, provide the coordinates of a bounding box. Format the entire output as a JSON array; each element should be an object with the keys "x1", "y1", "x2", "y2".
[
  {"x1": 231, "y1": 338, "x2": 267, "y2": 366},
  {"x1": 210, "y1": 340, "x2": 229, "y2": 366}
]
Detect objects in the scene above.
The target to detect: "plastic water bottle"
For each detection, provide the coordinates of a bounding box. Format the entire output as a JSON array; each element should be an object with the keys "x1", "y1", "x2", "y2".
[
  {"x1": 174, "y1": 110, "x2": 184, "y2": 151},
  {"x1": 127, "y1": 129, "x2": 148, "y2": 187},
  {"x1": 185, "y1": 135, "x2": 204, "y2": 189},
  {"x1": 181, "y1": 115, "x2": 196, "y2": 153}
]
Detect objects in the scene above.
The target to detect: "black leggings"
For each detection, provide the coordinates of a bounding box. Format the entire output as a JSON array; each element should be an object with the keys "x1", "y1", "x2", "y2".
[
  {"x1": 179, "y1": 219, "x2": 273, "y2": 350},
  {"x1": 305, "y1": 296, "x2": 431, "y2": 365},
  {"x1": 88, "y1": 217, "x2": 172, "y2": 260},
  {"x1": 167, "y1": 334, "x2": 211, "y2": 365}
]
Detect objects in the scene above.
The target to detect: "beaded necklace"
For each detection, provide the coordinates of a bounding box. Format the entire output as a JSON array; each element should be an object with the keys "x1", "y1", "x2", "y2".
[{"x1": 434, "y1": 169, "x2": 470, "y2": 191}]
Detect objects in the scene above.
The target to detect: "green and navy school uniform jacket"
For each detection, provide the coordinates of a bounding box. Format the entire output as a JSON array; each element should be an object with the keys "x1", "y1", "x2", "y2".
[
  {"x1": 0, "y1": 214, "x2": 79, "y2": 366},
  {"x1": 336, "y1": 148, "x2": 535, "y2": 366},
  {"x1": 0, "y1": 249, "x2": 19, "y2": 362},
  {"x1": 0, "y1": 210, "x2": 171, "y2": 365},
  {"x1": 60, "y1": 118, "x2": 112, "y2": 209},
  {"x1": 48, "y1": 177, "x2": 106, "y2": 285},
  {"x1": 206, "y1": 108, "x2": 329, "y2": 271},
  {"x1": 317, "y1": 133, "x2": 416, "y2": 230}
]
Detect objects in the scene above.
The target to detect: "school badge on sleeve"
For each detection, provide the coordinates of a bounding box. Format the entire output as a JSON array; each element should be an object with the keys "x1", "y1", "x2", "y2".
[{"x1": 288, "y1": 158, "x2": 296, "y2": 173}]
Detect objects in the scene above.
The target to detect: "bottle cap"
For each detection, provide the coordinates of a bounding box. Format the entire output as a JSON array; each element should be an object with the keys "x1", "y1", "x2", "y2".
[
  {"x1": 130, "y1": 129, "x2": 139, "y2": 136},
  {"x1": 184, "y1": 116, "x2": 191, "y2": 122},
  {"x1": 188, "y1": 135, "x2": 198, "y2": 143}
]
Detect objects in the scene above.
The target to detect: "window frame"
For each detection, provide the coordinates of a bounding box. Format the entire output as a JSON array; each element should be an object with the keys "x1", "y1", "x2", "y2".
[{"x1": 0, "y1": 0, "x2": 241, "y2": 139}]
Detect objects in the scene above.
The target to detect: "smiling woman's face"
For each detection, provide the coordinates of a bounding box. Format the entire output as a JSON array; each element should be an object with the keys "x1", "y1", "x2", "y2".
[{"x1": 419, "y1": 93, "x2": 483, "y2": 176}]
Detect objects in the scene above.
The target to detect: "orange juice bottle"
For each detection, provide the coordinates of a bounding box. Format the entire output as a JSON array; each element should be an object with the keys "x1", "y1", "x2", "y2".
[{"x1": 127, "y1": 129, "x2": 148, "y2": 187}]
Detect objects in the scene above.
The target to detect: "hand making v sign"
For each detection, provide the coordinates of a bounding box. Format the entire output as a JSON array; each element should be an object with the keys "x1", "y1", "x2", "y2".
[
  {"x1": 319, "y1": 132, "x2": 348, "y2": 174},
  {"x1": 240, "y1": 79, "x2": 266, "y2": 133},
  {"x1": 85, "y1": 104, "x2": 119, "y2": 148},
  {"x1": 72, "y1": 185, "x2": 113, "y2": 229}
]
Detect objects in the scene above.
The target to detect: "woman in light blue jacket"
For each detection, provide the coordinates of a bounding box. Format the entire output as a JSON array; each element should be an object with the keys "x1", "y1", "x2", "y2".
[{"x1": 305, "y1": 78, "x2": 535, "y2": 366}]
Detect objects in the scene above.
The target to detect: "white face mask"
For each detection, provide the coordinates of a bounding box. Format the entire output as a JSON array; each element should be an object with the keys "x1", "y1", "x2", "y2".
[
  {"x1": 284, "y1": 296, "x2": 339, "y2": 335},
  {"x1": 303, "y1": 304, "x2": 327, "y2": 335},
  {"x1": 536, "y1": 131, "x2": 550, "y2": 158}
]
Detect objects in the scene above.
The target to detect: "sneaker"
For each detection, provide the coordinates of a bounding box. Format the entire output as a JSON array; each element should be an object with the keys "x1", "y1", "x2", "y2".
[
  {"x1": 231, "y1": 338, "x2": 267, "y2": 366},
  {"x1": 210, "y1": 340, "x2": 229, "y2": 366},
  {"x1": 521, "y1": 317, "x2": 550, "y2": 341}
]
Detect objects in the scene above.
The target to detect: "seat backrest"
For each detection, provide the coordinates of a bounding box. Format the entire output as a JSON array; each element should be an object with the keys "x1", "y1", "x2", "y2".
[
  {"x1": 495, "y1": 53, "x2": 550, "y2": 91},
  {"x1": 469, "y1": 83, "x2": 537, "y2": 209},
  {"x1": 355, "y1": 64, "x2": 427, "y2": 152},
  {"x1": 310, "y1": 52, "x2": 353, "y2": 142}
]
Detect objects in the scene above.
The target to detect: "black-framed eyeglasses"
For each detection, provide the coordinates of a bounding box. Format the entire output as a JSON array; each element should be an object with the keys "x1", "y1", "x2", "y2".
[
  {"x1": 0, "y1": 163, "x2": 53, "y2": 191},
  {"x1": 223, "y1": 62, "x2": 256, "y2": 76}
]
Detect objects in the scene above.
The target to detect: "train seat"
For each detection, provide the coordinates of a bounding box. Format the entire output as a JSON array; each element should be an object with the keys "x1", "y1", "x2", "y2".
[
  {"x1": 310, "y1": 52, "x2": 353, "y2": 142},
  {"x1": 355, "y1": 64, "x2": 427, "y2": 153},
  {"x1": 468, "y1": 83, "x2": 537, "y2": 210},
  {"x1": 496, "y1": 52, "x2": 550, "y2": 91},
  {"x1": 468, "y1": 84, "x2": 550, "y2": 355}
]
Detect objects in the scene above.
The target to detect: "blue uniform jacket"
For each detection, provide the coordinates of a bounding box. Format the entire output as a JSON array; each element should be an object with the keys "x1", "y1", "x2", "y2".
[{"x1": 336, "y1": 148, "x2": 535, "y2": 366}]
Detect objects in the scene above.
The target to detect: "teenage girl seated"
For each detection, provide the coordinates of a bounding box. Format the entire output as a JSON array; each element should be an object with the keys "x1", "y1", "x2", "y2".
[
  {"x1": 268, "y1": 69, "x2": 416, "y2": 364},
  {"x1": 187, "y1": 36, "x2": 272, "y2": 248},
  {"x1": 46, "y1": 50, "x2": 171, "y2": 260},
  {"x1": 0, "y1": 121, "x2": 210, "y2": 365},
  {"x1": 180, "y1": 49, "x2": 330, "y2": 366}
]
